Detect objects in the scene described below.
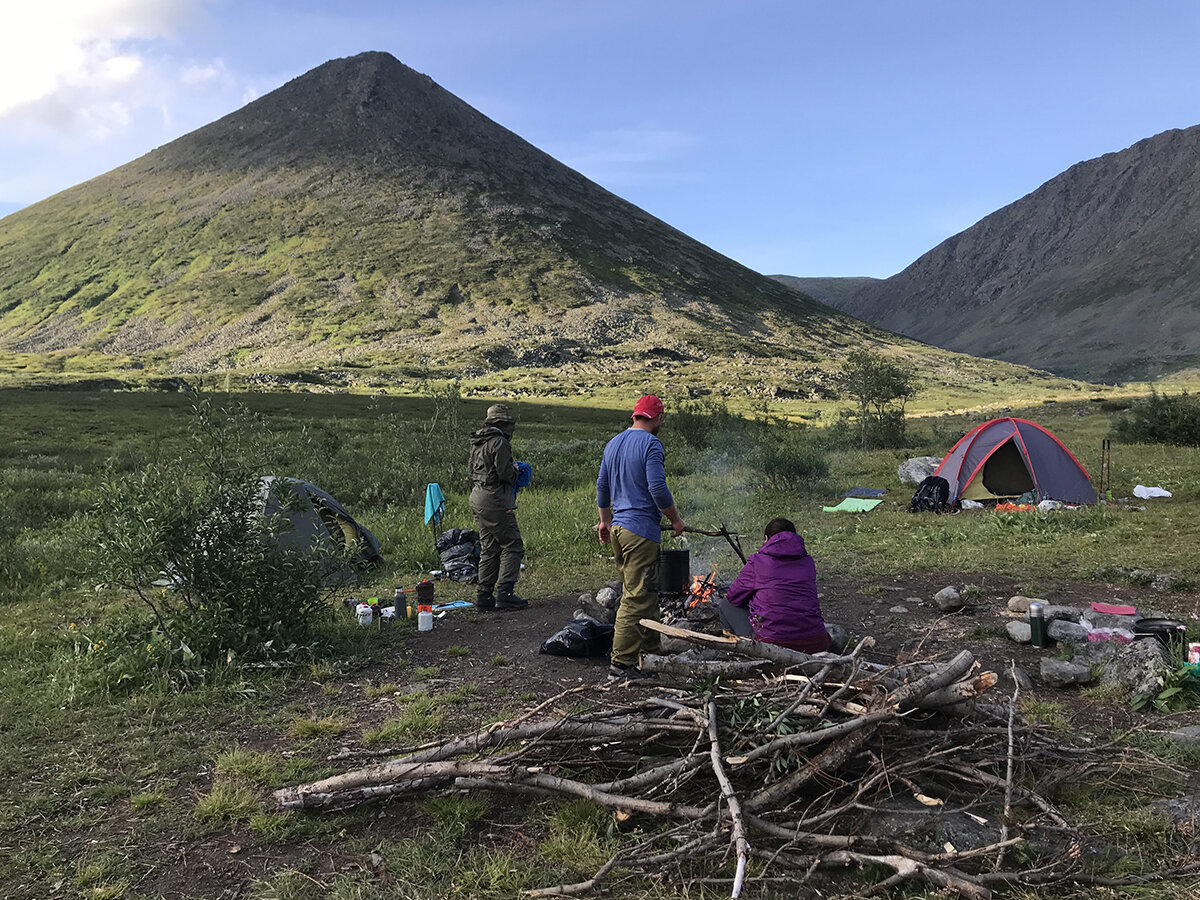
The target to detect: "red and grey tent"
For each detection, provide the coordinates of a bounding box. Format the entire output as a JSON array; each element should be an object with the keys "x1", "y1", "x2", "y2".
[{"x1": 935, "y1": 418, "x2": 1096, "y2": 505}]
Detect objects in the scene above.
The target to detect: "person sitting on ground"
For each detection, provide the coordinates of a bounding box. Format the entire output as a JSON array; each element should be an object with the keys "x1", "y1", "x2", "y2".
[{"x1": 719, "y1": 517, "x2": 835, "y2": 654}]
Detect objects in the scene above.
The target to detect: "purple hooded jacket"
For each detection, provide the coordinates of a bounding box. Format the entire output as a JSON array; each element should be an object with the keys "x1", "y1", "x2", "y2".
[{"x1": 725, "y1": 531, "x2": 827, "y2": 648}]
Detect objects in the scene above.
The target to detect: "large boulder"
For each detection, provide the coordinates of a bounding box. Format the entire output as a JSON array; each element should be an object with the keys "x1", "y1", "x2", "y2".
[{"x1": 898, "y1": 457, "x2": 942, "y2": 486}]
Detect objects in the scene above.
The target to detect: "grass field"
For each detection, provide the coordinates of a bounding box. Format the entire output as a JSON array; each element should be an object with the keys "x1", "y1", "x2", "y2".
[{"x1": 3, "y1": 385, "x2": 1200, "y2": 899}]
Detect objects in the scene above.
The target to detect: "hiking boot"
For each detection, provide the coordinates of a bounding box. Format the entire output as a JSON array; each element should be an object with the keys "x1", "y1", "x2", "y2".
[
  {"x1": 607, "y1": 663, "x2": 656, "y2": 682},
  {"x1": 495, "y1": 584, "x2": 528, "y2": 611},
  {"x1": 475, "y1": 588, "x2": 496, "y2": 611}
]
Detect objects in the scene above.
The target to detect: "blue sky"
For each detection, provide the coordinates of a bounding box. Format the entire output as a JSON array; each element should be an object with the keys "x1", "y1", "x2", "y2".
[{"x1": 3, "y1": 1, "x2": 1200, "y2": 278}]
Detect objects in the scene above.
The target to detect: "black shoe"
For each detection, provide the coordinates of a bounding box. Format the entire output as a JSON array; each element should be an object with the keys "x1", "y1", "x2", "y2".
[
  {"x1": 495, "y1": 584, "x2": 528, "y2": 611},
  {"x1": 475, "y1": 589, "x2": 496, "y2": 611},
  {"x1": 607, "y1": 663, "x2": 655, "y2": 682}
]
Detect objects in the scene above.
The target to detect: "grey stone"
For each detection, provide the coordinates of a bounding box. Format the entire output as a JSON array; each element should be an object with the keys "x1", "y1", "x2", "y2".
[
  {"x1": 1007, "y1": 595, "x2": 1041, "y2": 613},
  {"x1": 905, "y1": 597, "x2": 923, "y2": 604},
  {"x1": 1044, "y1": 604, "x2": 1084, "y2": 623},
  {"x1": 1047, "y1": 619, "x2": 1089, "y2": 642},
  {"x1": 889, "y1": 605, "x2": 909, "y2": 614},
  {"x1": 577, "y1": 595, "x2": 615, "y2": 624},
  {"x1": 898, "y1": 456, "x2": 942, "y2": 486},
  {"x1": 1004, "y1": 665, "x2": 1035, "y2": 691},
  {"x1": 596, "y1": 586, "x2": 621, "y2": 609},
  {"x1": 1167, "y1": 725, "x2": 1200, "y2": 747},
  {"x1": 933, "y1": 586, "x2": 964, "y2": 612},
  {"x1": 1080, "y1": 611, "x2": 1141, "y2": 632},
  {"x1": 1097, "y1": 638, "x2": 1170, "y2": 697},
  {"x1": 826, "y1": 624, "x2": 849, "y2": 654},
  {"x1": 1040, "y1": 658, "x2": 1094, "y2": 687},
  {"x1": 578, "y1": 591, "x2": 595, "y2": 605},
  {"x1": 1006, "y1": 621, "x2": 1032, "y2": 643}
]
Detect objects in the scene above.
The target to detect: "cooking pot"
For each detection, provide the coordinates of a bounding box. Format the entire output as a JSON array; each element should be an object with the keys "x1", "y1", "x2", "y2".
[{"x1": 660, "y1": 548, "x2": 690, "y2": 595}]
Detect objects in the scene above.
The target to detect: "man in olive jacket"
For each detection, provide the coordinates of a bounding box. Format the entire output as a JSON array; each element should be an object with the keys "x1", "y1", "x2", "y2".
[{"x1": 468, "y1": 404, "x2": 528, "y2": 611}]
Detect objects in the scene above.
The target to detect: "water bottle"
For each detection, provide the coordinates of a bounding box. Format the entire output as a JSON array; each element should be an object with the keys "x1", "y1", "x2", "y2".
[
  {"x1": 355, "y1": 602, "x2": 374, "y2": 627},
  {"x1": 1028, "y1": 601, "x2": 1047, "y2": 648},
  {"x1": 417, "y1": 605, "x2": 434, "y2": 632}
]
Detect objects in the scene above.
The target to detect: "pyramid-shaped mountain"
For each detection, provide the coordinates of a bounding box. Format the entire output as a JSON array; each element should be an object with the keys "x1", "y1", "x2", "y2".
[
  {"x1": 826, "y1": 124, "x2": 1200, "y2": 382},
  {"x1": 0, "y1": 50, "x2": 899, "y2": 395}
]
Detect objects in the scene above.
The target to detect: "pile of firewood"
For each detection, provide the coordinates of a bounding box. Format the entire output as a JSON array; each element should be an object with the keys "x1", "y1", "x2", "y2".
[{"x1": 275, "y1": 622, "x2": 1198, "y2": 899}]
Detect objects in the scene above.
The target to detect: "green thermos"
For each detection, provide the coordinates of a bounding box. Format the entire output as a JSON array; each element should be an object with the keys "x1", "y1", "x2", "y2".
[{"x1": 1029, "y1": 601, "x2": 1047, "y2": 648}]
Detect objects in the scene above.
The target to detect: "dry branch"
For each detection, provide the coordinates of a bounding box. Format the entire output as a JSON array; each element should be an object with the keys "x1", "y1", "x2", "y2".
[{"x1": 272, "y1": 624, "x2": 1192, "y2": 899}]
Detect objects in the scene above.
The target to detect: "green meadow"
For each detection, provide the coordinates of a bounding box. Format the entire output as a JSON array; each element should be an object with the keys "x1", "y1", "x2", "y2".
[{"x1": 3, "y1": 384, "x2": 1200, "y2": 899}]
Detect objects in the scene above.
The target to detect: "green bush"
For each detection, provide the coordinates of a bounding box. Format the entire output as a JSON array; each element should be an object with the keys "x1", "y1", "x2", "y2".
[
  {"x1": 749, "y1": 426, "x2": 830, "y2": 495},
  {"x1": 667, "y1": 396, "x2": 744, "y2": 450},
  {"x1": 1114, "y1": 390, "x2": 1200, "y2": 446},
  {"x1": 87, "y1": 398, "x2": 338, "y2": 676}
]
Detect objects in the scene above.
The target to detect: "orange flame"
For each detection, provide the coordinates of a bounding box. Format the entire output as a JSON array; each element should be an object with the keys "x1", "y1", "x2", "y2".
[{"x1": 686, "y1": 566, "x2": 718, "y2": 608}]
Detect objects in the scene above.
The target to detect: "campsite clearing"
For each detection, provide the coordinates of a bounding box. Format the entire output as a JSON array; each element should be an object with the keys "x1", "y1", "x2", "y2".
[{"x1": 4, "y1": 388, "x2": 1200, "y2": 898}]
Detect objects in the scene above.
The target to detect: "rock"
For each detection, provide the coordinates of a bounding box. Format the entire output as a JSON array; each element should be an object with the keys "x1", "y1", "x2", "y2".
[
  {"x1": 1096, "y1": 638, "x2": 1170, "y2": 697},
  {"x1": 1047, "y1": 619, "x2": 1089, "y2": 642},
  {"x1": 889, "y1": 605, "x2": 909, "y2": 614},
  {"x1": 1043, "y1": 604, "x2": 1084, "y2": 623},
  {"x1": 578, "y1": 595, "x2": 615, "y2": 625},
  {"x1": 1007, "y1": 595, "x2": 1039, "y2": 613},
  {"x1": 1004, "y1": 665, "x2": 1035, "y2": 691},
  {"x1": 1167, "y1": 725, "x2": 1200, "y2": 748},
  {"x1": 826, "y1": 624, "x2": 849, "y2": 653},
  {"x1": 932, "y1": 586, "x2": 963, "y2": 612},
  {"x1": 1080, "y1": 610, "x2": 1141, "y2": 632},
  {"x1": 898, "y1": 457, "x2": 942, "y2": 486},
  {"x1": 905, "y1": 597, "x2": 923, "y2": 604},
  {"x1": 578, "y1": 591, "x2": 595, "y2": 605},
  {"x1": 596, "y1": 586, "x2": 621, "y2": 609},
  {"x1": 1006, "y1": 621, "x2": 1032, "y2": 643},
  {"x1": 1040, "y1": 658, "x2": 1093, "y2": 687}
]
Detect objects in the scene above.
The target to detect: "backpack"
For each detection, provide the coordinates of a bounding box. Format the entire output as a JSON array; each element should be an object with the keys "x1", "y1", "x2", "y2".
[{"x1": 908, "y1": 475, "x2": 952, "y2": 513}]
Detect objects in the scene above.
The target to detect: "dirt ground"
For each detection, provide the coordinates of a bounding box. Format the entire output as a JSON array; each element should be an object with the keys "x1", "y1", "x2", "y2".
[
  {"x1": 366, "y1": 571, "x2": 1200, "y2": 719},
  {"x1": 119, "y1": 573, "x2": 1200, "y2": 899}
]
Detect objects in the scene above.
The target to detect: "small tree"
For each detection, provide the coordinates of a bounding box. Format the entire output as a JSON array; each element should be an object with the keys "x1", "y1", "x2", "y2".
[{"x1": 838, "y1": 349, "x2": 920, "y2": 449}]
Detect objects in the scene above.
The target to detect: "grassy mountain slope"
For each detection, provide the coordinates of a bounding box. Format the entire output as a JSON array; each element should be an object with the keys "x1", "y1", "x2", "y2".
[
  {"x1": 821, "y1": 125, "x2": 1200, "y2": 383},
  {"x1": 0, "y1": 52, "x2": 1080, "y2": 401}
]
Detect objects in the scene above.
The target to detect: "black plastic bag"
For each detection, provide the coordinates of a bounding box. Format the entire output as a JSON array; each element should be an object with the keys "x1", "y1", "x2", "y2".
[
  {"x1": 539, "y1": 616, "x2": 615, "y2": 657},
  {"x1": 436, "y1": 528, "x2": 480, "y2": 582}
]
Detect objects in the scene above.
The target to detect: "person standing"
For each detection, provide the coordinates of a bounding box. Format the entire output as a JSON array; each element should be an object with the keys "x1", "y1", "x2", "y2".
[
  {"x1": 468, "y1": 404, "x2": 528, "y2": 611},
  {"x1": 596, "y1": 395, "x2": 684, "y2": 679}
]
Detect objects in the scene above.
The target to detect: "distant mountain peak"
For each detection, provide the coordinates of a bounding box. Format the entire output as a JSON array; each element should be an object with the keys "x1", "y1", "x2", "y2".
[{"x1": 821, "y1": 122, "x2": 1200, "y2": 381}]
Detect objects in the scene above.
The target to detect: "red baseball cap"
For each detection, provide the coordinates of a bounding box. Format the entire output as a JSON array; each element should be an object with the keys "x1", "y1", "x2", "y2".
[{"x1": 631, "y1": 394, "x2": 664, "y2": 420}]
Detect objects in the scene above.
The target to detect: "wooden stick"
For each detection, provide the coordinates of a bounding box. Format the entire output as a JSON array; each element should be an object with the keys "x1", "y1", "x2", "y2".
[{"x1": 706, "y1": 699, "x2": 750, "y2": 898}]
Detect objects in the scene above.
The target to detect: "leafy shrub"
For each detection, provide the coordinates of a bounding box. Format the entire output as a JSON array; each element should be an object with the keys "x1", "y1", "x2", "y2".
[
  {"x1": 87, "y1": 397, "x2": 339, "y2": 677},
  {"x1": 667, "y1": 396, "x2": 744, "y2": 450},
  {"x1": 749, "y1": 426, "x2": 831, "y2": 495},
  {"x1": 1114, "y1": 390, "x2": 1200, "y2": 446}
]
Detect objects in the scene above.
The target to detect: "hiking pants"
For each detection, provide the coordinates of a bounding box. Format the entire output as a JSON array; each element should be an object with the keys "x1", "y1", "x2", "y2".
[
  {"x1": 470, "y1": 497, "x2": 524, "y2": 591},
  {"x1": 610, "y1": 525, "x2": 661, "y2": 668}
]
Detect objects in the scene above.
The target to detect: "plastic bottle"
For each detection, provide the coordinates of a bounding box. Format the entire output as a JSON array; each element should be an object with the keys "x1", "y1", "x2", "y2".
[
  {"x1": 355, "y1": 602, "x2": 374, "y2": 627},
  {"x1": 417, "y1": 604, "x2": 434, "y2": 632}
]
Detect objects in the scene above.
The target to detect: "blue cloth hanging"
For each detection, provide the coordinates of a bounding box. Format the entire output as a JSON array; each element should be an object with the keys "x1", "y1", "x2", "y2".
[{"x1": 424, "y1": 482, "x2": 446, "y2": 525}]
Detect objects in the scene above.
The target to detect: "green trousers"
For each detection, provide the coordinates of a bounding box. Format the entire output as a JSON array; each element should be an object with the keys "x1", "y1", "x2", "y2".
[
  {"x1": 609, "y1": 525, "x2": 661, "y2": 668},
  {"x1": 470, "y1": 495, "x2": 524, "y2": 591}
]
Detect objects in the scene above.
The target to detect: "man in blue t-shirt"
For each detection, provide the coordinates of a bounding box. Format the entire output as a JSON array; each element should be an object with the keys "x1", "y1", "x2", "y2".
[{"x1": 596, "y1": 394, "x2": 685, "y2": 679}]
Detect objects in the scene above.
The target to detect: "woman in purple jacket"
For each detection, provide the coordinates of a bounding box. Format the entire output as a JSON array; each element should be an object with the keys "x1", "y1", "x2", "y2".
[{"x1": 719, "y1": 517, "x2": 832, "y2": 654}]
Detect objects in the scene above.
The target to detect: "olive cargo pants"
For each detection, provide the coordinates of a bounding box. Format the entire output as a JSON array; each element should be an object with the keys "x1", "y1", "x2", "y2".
[
  {"x1": 609, "y1": 525, "x2": 661, "y2": 668},
  {"x1": 470, "y1": 499, "x2": 524, "y2": 591}
]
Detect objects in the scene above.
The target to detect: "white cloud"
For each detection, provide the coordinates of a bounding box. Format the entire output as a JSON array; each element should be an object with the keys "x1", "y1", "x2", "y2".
[{"x1": 0, "y1": 1, "x2": 203, "y2": 127}]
